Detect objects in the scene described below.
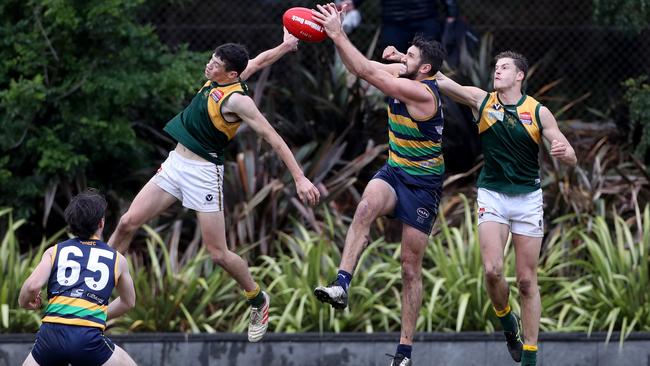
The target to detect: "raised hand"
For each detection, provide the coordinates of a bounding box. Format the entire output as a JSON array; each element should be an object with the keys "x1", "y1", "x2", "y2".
[
  {"x1": 282, "y1": 26, "x2": 299, "y2": 52},
  {"x1": 312, "y1": 3, "x2": 344, "y2": 39}
]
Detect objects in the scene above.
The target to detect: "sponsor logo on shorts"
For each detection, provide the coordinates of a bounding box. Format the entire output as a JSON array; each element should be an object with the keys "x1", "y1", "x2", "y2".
[
  {"x1": 478, "y1": 207, "x2": 486, "y2": 218},
  {"x1": 210, "y1": 90, "x2": 224, "y2": 102},
  {"x1": 205, "y1": 194, "x2": 214, "y2": 202},
  {"x1": 417, "y1": 207, "x2": 430, "y2": 219},
  {"x1": 70, "y1": 289, "x2": 84, "y2": 298},
  {"x1": 519, "y1": 112, "x2": 533, "y2": 125}
]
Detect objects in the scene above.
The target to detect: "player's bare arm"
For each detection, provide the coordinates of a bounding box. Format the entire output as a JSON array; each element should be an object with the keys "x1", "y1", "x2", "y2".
[
  {"x1": 18, "y1": 247, "x2": 54, "y2": 310},
  {"x1": 240, "y1": 27, "x2": 299, "y2": 81},
  {"x1": 107, "y1": 253, "x2": 136, "y2": 320},
  {"x1": 368, "y1": 60, "x2": 402, "y2": 77},
  {"x1": 434, "y1": 72, "x2": 487, "y2": 115},
  {"x1": 223, "y1": 93, "x2": 321, "y2": 206},
  {"x1": 313, "y1": 4, "x2": 435, "y2": 117},
  {"x1": 539, "y1": 106, "x2": 577, "y2": 166}
]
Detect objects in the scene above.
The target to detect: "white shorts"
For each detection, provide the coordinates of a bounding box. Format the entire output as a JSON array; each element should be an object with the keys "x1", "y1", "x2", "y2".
[
  {"x1": 151, "y1": 151, "x2": 224, "y2": 212},
  {"x1": 476, "y1": 187, "x2": 544, "y2": 237}
]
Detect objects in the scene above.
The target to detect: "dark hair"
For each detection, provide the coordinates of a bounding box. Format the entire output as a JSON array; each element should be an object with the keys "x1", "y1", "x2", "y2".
[
  {"x1": 64, "y1": 188, "x2": 107, "y2": 239},
  {"x1": 214, "y1": 43, "x2": 249, "y2": 76},
  {"x1": 494, "y1": 51, "x2": 529, "y2": 80},
  {"x1": 411, "y1": 35, "x2": 446, "y2": 76}
]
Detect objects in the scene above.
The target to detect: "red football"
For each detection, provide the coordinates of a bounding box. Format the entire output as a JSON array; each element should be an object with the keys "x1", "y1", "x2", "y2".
[{"x1": 282, "y1": 7, "x2": 327, "y2": 43}]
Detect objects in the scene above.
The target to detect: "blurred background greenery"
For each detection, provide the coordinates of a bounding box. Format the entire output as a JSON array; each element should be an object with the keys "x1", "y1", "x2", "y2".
[{"x1": 0, "y1": 0, "x2": 649, "y2": 338}]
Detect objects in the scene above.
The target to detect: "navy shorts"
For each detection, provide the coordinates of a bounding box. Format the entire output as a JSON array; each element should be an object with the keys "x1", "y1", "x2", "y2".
[
  {"x1": 31, "y1": 323, "x2": 115, "y2": 366},
  {"x1": 373, "y1": 164, "x2": 443, "y2": 234}
]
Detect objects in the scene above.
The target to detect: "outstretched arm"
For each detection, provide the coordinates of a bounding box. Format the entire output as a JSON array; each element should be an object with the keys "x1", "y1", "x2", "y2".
[
  {"x1": 240, "y1": 28, "x2": 299, "y2": 81},
  {"x1": 434, "y1": 72, "x2": 487, "y2": 115},
  {"x1": 19, "y1": 247, "x2": 54, "y2": 310},
  {"x1": 312, "y1": 4, "x2": 432, "y2": 106},
  {"x1": 223, "y1": 94, "x2": 321, "y2": 206},
  {"x1": 107, "y1": 253, "x2": 136, "y2": 320},
  {"x1": 539, "y1": 106, "x2": 577, "y2": 166}
]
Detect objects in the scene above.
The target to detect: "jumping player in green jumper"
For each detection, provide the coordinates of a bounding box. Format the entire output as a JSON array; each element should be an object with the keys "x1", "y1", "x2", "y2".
[{"x1": 108, "y1": 28, "x2": 320, "y2": 343}]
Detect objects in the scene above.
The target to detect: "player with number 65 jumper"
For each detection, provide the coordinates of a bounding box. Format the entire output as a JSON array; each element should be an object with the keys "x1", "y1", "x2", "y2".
[{"x1": 19, "y1": 189, "x2": 137, "y2": 366}]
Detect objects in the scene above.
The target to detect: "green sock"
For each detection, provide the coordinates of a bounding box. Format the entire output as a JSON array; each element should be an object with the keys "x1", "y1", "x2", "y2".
[
  {"x1": 495, "y1": 305, "x2": 517, "y2": 333},
  {"x1": 522, "y1": 345, "x2": 538, "y2": 366},
  {"x1": 244, "y1": 284, "x2": 265, "y2": 307}
]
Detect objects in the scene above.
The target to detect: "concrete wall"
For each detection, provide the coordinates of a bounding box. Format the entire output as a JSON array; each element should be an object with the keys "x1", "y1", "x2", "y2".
[{"x1": 2, "y1": 332, "x2": 649, "y2": 366}]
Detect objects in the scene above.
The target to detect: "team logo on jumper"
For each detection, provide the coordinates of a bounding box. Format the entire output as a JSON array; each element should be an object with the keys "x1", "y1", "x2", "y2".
[
  {"x1": 205, "y1": 194, "x2": 214, "y2": 202},
  {"x1": 488, "y1": 109, "x2": 504, "y2": 122},
  {"x1": 519, "y1": 112, "x2": 533, "y2": 125},
  {"x1": 70, "y1": 289, "x2": 84, "y2": 298},
  {"x1": 210, "y1": 90, "x2": 224, "y2": 102},
  {"x1": 492, "y1": 103, "x2": 502, "y2": 110}
]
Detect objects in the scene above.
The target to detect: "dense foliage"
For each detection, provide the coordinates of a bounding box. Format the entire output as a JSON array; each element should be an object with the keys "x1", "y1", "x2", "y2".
[
  {"x1": 0, "y1": 0, "x2": 204, "y2": 221},
  {"x1": 3, "y1": 199, "x2": 650, "y2": 346}
]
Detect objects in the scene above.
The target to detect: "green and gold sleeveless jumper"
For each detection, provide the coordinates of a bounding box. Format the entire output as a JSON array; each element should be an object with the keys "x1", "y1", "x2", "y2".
[
  {"x1": 164, "y1": 80, "x2": 248, "y2": 165},
  {"x1": 476, "y1": 92, "x2": 543, "y2": 194}
]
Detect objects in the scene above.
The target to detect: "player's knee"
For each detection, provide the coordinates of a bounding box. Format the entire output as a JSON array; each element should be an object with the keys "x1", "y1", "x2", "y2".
[
  {"x1": 401, "y1": 266, "x2": 421, "y2": 283},
  {"x1": 352, "y1": 199, "x2": 377, "y2": 225},
  {"x1": 117, "y1": 212, "x2": 142, "y2": 233},
  {"x1": 209, "y1": 247, "x2": 229, "y2": 265},
  {"x1": 401, "y1": 257, "x2": 421, "y2": 282},
  {"x1": 517, "y1": 276, "x2": 537, "y2": 298},
  {"x1": 484, "y1": 263, "x2": 504, "y2": 284}
]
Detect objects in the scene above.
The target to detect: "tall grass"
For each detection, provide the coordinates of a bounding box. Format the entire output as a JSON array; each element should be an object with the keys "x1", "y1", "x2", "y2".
[{"x1": 2, "y1": 197, "x2": 650, "y2": 341}]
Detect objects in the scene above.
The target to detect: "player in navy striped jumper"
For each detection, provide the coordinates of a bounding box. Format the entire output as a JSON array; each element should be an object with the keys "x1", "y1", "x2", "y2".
[
  {"x1": 313, "y1": 4, "x2": 447, "y2": 366},
  {"x1": 19, "y1": 189, "x2": 136, "y2": 366}
]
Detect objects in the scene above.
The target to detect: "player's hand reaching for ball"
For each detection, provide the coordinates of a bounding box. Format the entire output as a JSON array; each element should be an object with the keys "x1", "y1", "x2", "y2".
[
  {"x1": 282, "y1": 27, "x2": 299, "y2": 52},
  {"x1": 312, "y1": 3, "x2": 344, "y2": 40},
  {"x1": 295, "y1": 176, "x2": 321, "y2": 206}
]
